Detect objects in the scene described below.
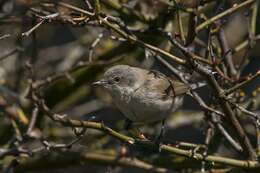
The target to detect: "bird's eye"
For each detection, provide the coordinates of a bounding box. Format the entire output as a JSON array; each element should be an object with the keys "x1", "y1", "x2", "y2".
[{"x1": 114, "y1": 76, "x2": 120, "y2": 82}]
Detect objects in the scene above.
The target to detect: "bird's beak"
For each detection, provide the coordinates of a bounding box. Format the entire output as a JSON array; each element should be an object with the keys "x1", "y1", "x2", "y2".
[{"x1": 92, "y1": 79, "x2": 107, "y2": 86}]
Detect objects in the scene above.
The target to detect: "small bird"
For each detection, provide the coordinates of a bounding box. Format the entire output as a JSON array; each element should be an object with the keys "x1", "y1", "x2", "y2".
[{"x1": 93, "y1": 65, "x2": 202, "y2": 138}]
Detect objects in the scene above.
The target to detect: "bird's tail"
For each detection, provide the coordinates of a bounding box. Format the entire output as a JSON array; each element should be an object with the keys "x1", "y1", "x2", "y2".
[{"x1": 190, "y1": 82, "x2": 206, "y2": 90}]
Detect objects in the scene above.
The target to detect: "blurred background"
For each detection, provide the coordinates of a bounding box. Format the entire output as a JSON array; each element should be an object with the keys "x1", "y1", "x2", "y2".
[{"x1": 0, "y1": 0, "x2": 259, "y2": 172}]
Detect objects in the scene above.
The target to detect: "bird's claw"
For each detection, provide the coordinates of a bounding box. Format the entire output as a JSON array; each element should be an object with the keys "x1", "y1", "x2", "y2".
[{"x1": 191, "y1": 144, "x2": 208, "y2": 158}]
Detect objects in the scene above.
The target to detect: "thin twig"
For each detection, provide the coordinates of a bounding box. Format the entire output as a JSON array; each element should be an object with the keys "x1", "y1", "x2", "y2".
[
  {"x1": 196, "y1": 0, "x2": 255, "y2": 32},
  {"x1": 33, "y1": 56, "x2": 124, "y2": 89},
  {"x1": 26, "y1": 107, "x2": 39, "y2": 136},
  {"x1": 88, "y1": 33, "x2": 104, "y2": 62},
  {"x1": 0, "y1": 47, "x2": 23, "y2": 61},
  {"x1": 22, "y1": 13, "x2": 59, "y2": 37},
  {"x1": 223, "y1": 71, "x2": 260, "y2": 95},
  {"x1": 22, "y1": 20, "x2": 45, "y2": 37},
  {"x1": 81, "y1": 153, "x2": 170, "y2": 173},
  {"x1": 0, "y1": 34, "x2": 11, "y2": 40},
  {"x1": 176, "y1": 6, "x2": 186, "y2": 44},
  {"x1": 34, "y1": 97, "x2": 260, "y2": 168},
  {"x1": 218, "y1": 28, "x2": 237, "y2": 77}
]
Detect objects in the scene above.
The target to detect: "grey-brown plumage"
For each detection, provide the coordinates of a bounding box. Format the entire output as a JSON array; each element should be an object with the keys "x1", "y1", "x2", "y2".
[{"x1": 93, "y1": 65, "x2": 195, "y2": 124}]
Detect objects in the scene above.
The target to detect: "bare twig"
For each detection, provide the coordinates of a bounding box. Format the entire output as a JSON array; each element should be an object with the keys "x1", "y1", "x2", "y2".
[
  {"x1": 33, "y1": 97, "x2": 260, "y2": 168},
  {"x1": 196, "y1": 0, "x2": 255, "y2": 32},
  {"x1": 0, "y1": 47, "x2": 24, "y2": 61},
  {"x1": 176, "y1": 5, "x2": 186, "y2": 44},
  {"x1": 2, "y1": 0, "x2": 259, "y2": 171},
  {"x1": 223, "y1": 71, "x2": 260, "y2": 95},
  {"x1": 22, "y1": 13, "x2": 59, "y2": 37},
  {"x1": 218, "y1": 28, "x2": 237, "y2": 78},
  {"x1": 33, "y1": 56, "x2": 124, "y2": 89},
  {"x1": 0, "y1": 34, "x2": 11, "y2": 40},
  {"x1": 81, "y1": 153, "x2": 170, "y2": 173},
  {"x1": 26, "y1": 106, "x2": 39, "y2": 136},
  {"x1": 88, "y1": 32, "x2": 104, "y2": 62}
]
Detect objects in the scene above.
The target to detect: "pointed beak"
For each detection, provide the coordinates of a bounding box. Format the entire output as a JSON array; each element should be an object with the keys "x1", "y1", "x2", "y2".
[{"x1": 92, "y1": 79, "x2": 107, "y2": 86}]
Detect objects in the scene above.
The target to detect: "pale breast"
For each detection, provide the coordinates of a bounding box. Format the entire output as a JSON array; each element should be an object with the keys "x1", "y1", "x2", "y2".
[
  {"x1": 111, "y1": 87, "x2": 140, "y2": 122},
  {"x1": 129, "y1": 86, "x2": 176, "y2": 123}
]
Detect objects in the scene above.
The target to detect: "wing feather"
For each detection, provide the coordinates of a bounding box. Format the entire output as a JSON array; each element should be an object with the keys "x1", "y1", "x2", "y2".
[{"x1": 143, "y1": 70, "x2": 190, "y2": 99}]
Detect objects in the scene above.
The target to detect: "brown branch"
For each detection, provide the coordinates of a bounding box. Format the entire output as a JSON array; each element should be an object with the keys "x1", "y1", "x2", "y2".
[
  {"x1": 25, "y1": 77, "x2": 260, "y2": 169},
  {"x1": 218, "y1": 27, "x2": 237, "y2": 78},
  {"x1": 196, "y1": 0, "x2": 255, "y2": 32},
  {"x1": 81, "y1": 153, "x2": 170, "y2": 173},
  {"x1": 0, "y1": 34, "x2": 11, "y2": 40},
  {"x1": 176, "y1": 8, "x2": 186, "y2": 44},
  {"x1": 7, "y1": 0, "x2": 259, "y2": 169},
  {"x1": 26, "y1": 107, "x2": 39, "y2": 136},
  {"x1": 161, "y1": 32, "x2": 257, "y2": 160},
  {"x1": 0, "y1": 95, "x2": 28, "y2": 125},
  {"x1": 34, "y1": 97, "x2": 260, "y2": 168},
  {"x1": 33, "y1": 56, "x2": 123, "y2": 89},
  {"x1": 223, "y1": 70, "x2": 260, "y2": 96},
  {"x1": 195, "y1": 63, "x2": 257, "y2": 160},
  {"x1": 0, "y1": 47, "x2": 23, "y2": 61},
  {"x1": 234, "y1": 34, "x2": 260, "y2": 53}
]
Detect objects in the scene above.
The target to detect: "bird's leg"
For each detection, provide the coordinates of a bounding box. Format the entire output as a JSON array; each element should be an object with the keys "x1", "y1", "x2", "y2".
[
  {"x1": 155, "y1": 119, "x2": 166, "y2": 144},
  {"x1": 124, "y1": 118, "x2": 147, "y2": 140},
  {"x1": 123, "y1": 118, "x2": 133, "y2": 130}
]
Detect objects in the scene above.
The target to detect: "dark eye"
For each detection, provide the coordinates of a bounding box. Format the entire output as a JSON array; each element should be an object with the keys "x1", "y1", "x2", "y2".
[{"x1": 114, "y1": 76, "x2": 120, "y2": 82}]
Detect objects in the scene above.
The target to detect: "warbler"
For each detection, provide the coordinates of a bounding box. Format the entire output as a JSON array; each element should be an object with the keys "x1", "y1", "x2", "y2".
[{"x1": 93, "y1": 65, "x2": 203, "y2": 128}]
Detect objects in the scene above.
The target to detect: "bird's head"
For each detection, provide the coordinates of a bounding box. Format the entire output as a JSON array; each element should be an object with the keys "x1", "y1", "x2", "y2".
[{"x1": 92, "y1": 65, "x2": 139, "y2": 96}]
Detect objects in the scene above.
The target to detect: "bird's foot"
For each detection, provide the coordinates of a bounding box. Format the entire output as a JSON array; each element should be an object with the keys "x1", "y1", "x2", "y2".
[
  {"x1": 191, "y1": 144, "x2": 208, "y2": 158},
  {"x1": 138, "y1": 132, "x2": 148, "y2": 140}
]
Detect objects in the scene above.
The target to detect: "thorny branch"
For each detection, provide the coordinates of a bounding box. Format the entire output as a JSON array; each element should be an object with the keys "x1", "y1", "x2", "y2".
[
  {"x1": 25, "y1": 83, "x2": 260, "y2": 168},
  {"x1": 0, "y1": 0, "x2": 259, "y2": 172}
]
